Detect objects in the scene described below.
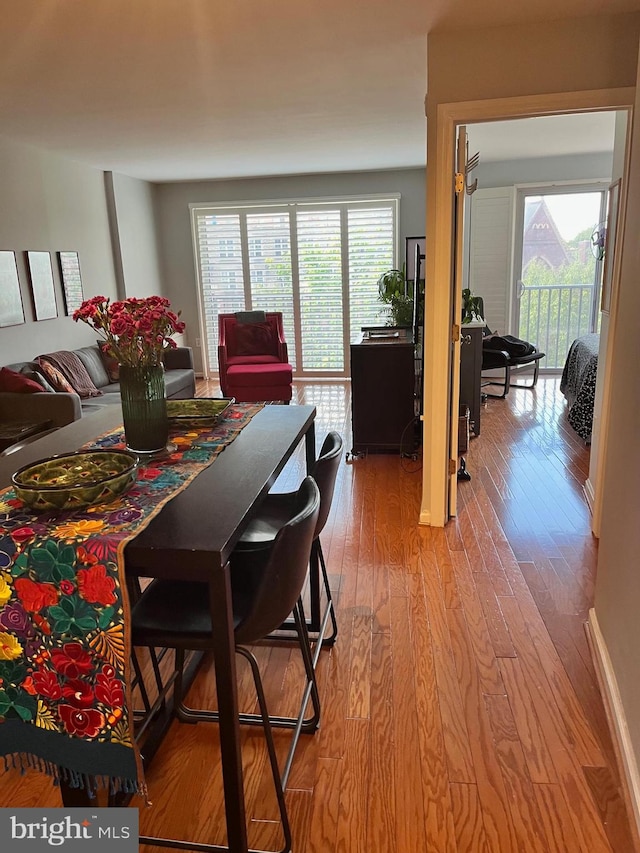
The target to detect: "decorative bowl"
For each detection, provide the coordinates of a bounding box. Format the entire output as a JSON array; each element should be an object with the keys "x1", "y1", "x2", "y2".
[
  {"x1": 12, "y1": 449, "x2": 139, "y2": 512},
  {"x1": 166, "y1": 397, "x2": 233, "y2": 426}
]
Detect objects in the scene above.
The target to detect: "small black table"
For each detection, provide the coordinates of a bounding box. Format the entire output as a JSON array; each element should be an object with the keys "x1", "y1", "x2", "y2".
[{"x1": 0, "y1": 419, "x2": 53, "y2": 452}]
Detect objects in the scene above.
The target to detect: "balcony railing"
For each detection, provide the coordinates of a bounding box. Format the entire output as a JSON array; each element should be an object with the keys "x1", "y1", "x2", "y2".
[{"x1": 518, "y1": 283, "x2": 597, "y2": 369}]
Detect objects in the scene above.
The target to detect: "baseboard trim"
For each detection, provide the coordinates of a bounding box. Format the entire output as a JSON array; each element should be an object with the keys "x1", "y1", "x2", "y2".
[
  {"x1": 586, "y1": 609, "x2": 640, "y2": 850},
  {"x1": 419, "y1": 509, "x2": 431, "y2": 525},
  {"x1": 584, "y1": 477, "x2": 596, "y2": 515}
]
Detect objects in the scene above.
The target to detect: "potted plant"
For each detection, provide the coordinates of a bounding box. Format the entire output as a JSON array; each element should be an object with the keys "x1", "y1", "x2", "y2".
[
  {"x1": 377, "y1": 265, "x2": 414, "y2": 327},
  {"x1": 461, "y1": 288, "x2": 484, "y2": 324}
]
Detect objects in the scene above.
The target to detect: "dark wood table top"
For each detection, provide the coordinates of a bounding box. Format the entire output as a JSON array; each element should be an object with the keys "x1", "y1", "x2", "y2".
[
  {"x1": 0, "y1": 403, "x2": 316, "y2": 575},
  {"x1": 127, "y1": 403, "x2": 316, "y2": 576}
]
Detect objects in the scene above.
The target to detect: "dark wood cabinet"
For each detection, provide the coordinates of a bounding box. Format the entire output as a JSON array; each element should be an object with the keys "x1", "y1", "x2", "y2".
[
  {"x1": 459, "y1": 325, "x2": 483, "y2": 437},
  {"x1": 350, "y1": 335, "x2": 415, "y2": 455}
]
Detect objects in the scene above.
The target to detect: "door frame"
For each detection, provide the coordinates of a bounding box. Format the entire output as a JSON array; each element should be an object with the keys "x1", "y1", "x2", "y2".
[{"x1": 420, "y1": 87, "x2": 635, "y2": 527}]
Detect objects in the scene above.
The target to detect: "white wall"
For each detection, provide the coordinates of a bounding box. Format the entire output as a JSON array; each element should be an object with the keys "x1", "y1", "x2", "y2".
[
  {"x1": 593, "y1": 51, "x2": 640, "y2": 782},
  {"x1": 154, "y1": 168, "x2": 426, "y2": 372},
  {"x1": 425, "y1": 7, "x2": 640, "y2": 799},
  {"x1": 470, "y1": 151, "x2": 613, "y2": 189},
  {"x1": 0, "y1": 136, "x2": 118, "y2": 364},
  {"x1": 109, "y1": 172, "x2": 165, "y2": 299}
]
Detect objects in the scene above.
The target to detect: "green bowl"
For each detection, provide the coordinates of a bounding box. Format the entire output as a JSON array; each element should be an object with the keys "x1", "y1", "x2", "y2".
[
  {"x1": 12, "y1": 449, "x2": 139, "y2": 512},
  {"x1": 166, "y1": 397, "x2": 233, "y2": 426}
]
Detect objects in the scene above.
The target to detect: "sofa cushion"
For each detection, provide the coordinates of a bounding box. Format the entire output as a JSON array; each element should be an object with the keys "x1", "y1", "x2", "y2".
[
  {"x1": 35, "y1": 358, "x2": 77, "y2": 394},
  {"x1": 37, "y1": 352, "x2": 103, "y2": 399},
  {"x1": 227, "y1": 362, "x2": 292, "y2": 388},
  {"x1": 164, "y1": 369, "x2": 196, "y2": 399},
  {"x1": 234, "y1": 322, "x2": 278, "y2": 357},
  {"x1": 22, "y1": 367, "x2": 57, "y2": 393},
  {"x1": 0, "y1": 367, "x2": 45, "y2": 394},
  {"x1": 227, "y1": 354, "x2": 281, "y2": 366},
  {"x1": 73, "y1": 346, "x2": 111, "y2": 389},
  {"x1": 96, "y1": 341, "x2": 120, "y2": 383},
  {"x1": 4, "y1": 362, "x2": 57, "y2": 393}
]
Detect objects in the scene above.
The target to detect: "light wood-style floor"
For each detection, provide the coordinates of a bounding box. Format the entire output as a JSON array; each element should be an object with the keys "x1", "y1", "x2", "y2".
[{"x1": 1, "y1": 376, "x2": 635, "y2": 852}]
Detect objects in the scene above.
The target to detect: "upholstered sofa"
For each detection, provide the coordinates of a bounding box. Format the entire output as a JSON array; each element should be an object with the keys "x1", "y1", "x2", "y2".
[{"x1": 0, "y1": 344, "x2": 196, "y2": 428}]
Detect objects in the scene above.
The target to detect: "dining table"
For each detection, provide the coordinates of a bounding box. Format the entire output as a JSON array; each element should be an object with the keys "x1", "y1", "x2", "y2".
[{"x1": 0, "y1": 400, "x2": 317, "y2": 853}]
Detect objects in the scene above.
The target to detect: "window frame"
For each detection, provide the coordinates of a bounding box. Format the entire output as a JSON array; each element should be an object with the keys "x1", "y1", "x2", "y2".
[{"x1": 190, "y1": 193, "x2": 400, "y2": 378}]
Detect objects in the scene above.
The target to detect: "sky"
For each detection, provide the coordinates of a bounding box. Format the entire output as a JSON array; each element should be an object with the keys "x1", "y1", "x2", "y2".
[{"x1": 529, "y1": 192, "x2": 604, "y2": 241}]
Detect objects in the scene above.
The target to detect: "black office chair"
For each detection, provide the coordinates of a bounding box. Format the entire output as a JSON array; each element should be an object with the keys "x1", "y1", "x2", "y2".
[
  {"x1": 131, "y1": 477, "x2": 320, "y2": 853},
  {"x1": 476, "y1": 298, "x2": 545, "y2": 399},
  {"x1": 235, "y1": 431, "x2": 342, "y2": 650}
]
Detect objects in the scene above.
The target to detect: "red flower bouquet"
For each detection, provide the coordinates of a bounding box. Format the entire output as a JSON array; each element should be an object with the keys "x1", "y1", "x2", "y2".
[{"x1": 73, "y1": 295, "x2": 186, "y2": 367}]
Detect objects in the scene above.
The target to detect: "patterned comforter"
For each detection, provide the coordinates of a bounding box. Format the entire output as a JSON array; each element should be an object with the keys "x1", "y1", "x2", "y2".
[{"x1": 560, "y1": 333, "x2": 600, "y2": 441}]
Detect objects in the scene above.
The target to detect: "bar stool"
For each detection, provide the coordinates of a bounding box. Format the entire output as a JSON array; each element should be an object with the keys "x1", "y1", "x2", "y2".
[
  {"x1": 235, "y1": 431, "x2": 342, "y2": 651},
  {"x1": 131, "y1": 477, "x2": 320, "y2": 853}
]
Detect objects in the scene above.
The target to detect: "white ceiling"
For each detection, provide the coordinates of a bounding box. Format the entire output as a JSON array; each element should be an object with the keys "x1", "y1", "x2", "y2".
[
  {"x1": 0, "y1": 1, "x2": 637, "y2": 182},
  {"x1": 466, "y1": 113, "x2": 618, "y2": 164}
]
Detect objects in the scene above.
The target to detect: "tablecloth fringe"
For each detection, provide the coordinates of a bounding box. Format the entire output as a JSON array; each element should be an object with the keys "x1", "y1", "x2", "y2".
[{"x1": 2, "y1": 751, "x2": 146, "y2": 798}]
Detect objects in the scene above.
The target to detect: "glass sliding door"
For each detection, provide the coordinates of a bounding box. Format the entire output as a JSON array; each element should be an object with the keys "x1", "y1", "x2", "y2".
[
  {"x1": 514, "y1": 187, "x2": 607, "y2": 368},
  {"x1": 297, "y1": 208, "x2": 344, "y2": 371},
  {"x1": 246, "y1": 212, "x2": 296, "y2": 366},
  {"x1": 192, "y1": 197, "x2": 398, "y2": 377}
]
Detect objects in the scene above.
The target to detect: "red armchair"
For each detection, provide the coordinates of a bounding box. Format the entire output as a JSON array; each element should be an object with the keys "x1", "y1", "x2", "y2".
[{"x1": 217, "y1": 312, "x2": 293, "y2": 403}]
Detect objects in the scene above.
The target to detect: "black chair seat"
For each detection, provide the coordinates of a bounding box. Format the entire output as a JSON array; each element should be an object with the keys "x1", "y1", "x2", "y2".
[
  {"x1": 508, "y1": 350, "x2": 546, "y2": 367},
  {"x1": 236, "y1": 431, "x2": 342, "y2": 646},
  {"x1": 237, "y1": 492, "x2": 295, "y2": 548},
  {"x1": 132, "y1": 579, "x2": 242, "y2": 648}
]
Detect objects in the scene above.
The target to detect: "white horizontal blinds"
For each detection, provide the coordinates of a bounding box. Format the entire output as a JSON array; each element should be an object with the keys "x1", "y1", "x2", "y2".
[
  {"x1": 246, "y1": 212, "x2": 296, "y2": 368},
  {"x1": 347, "y1": 206, "x2": 395, "y2": 341},
  {"x1": 195, "y1": 212, "x2": 245, "y2": 369},
  {"x1": 468, "y1": 188, "x2": 514, "y2": 334},
  {"x1": 296, "y1": 209, "x2": 344, "y2": 371}
]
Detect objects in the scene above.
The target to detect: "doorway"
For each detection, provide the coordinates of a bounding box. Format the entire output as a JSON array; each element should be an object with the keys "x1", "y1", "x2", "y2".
[
  {"x1": 421, "y1": 92, "x2": 632, "y2": 528},
  {"x1": 514, "y1": 186, "x2": 607, "y2": 367}
]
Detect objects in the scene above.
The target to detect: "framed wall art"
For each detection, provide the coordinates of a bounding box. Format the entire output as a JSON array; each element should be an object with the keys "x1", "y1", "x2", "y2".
[
  {"x1": 58, "y1": 251, "x2": 84, "y2": 315},
  {"x1": 601, "y1": 179, "x2": 621, "y2": 315},
  {"x1": 405, "y1": 236, "x2": 426, "y2": 283},
  {"x1": 0, "y1": 251, "x2": 25, "y2": 328},
  {"x1": 26, "y1": 250, "x2": 58, "y2": 321}
]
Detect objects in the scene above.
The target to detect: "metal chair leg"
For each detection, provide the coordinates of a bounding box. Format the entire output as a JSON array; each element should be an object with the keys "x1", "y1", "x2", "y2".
[
  {"x1": 173, "y1": 601, "x2": 321, "y2": 736},
  {"x1": 510, "y1": 359, "x2": 541, "y2": 388},
  {"x1": 237, "y1": 646, "x2": 293, "y2": 853},
  {"x1": 482, "y1": 364, "x2": 511, "y2": 398},
  {"x1": 316, "y1": 541, "x2": 338, "y2": 647}
]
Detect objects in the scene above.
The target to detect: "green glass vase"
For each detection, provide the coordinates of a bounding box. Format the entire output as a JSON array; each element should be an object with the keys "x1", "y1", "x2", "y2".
[{"x1": 119, "y1": 364, "x2": 169, "y2": 454}]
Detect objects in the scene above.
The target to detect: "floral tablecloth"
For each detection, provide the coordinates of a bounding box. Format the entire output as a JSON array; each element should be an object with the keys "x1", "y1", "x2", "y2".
[{"x1": 0, "y1": 403, "x2": 262, "y2": 798}]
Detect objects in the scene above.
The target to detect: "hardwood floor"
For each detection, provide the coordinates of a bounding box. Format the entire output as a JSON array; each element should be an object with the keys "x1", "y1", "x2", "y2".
[{"x1": 1, "y1": 376, "x2": 636, "y2": 852}]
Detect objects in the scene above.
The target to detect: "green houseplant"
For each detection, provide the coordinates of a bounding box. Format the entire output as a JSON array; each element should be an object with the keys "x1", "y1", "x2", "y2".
[
  {"x1": 377, "y1": 265, "x2": 414, "y2": 327},
  {"x1": 461, "y1": 288, "x2": 484, "y2": 324}
]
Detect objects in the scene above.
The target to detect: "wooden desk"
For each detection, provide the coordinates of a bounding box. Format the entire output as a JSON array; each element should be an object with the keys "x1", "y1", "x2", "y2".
[
  {"x1": 349, "y1": 335, "x2": 415, "y2": 455},
  {"x1": 0, "y1": 403, "x2": 317, "y2": 853}
]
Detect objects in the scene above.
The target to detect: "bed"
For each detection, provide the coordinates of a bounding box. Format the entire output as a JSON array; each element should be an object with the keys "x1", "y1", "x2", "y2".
[{"x1": 560, "y1": 332, "x2": 600, "y2": 441}]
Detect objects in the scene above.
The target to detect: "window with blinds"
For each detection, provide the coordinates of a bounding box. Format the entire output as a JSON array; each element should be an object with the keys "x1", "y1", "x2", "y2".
[{"x1": 192, "y1": 197, "x2": 398, "y2": 376}]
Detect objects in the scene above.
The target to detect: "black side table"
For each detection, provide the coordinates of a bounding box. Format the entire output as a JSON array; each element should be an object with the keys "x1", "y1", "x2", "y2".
[{"x1": 0, "y1": 420, "x2": 54, "y2": 453}]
